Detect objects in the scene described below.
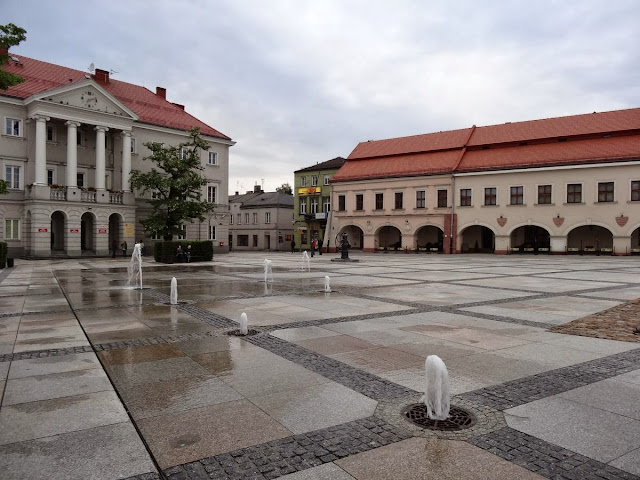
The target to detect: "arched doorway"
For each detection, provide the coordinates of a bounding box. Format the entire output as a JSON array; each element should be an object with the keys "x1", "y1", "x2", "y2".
[
  {"x1": 81, "y1": 212, "x2": 96, "y2": 252},
  {"x1": 461, "y1": 225, "x2": 495, "y2": 253},
  {"x1": 632, "y1": 227, "x2": 640, "y2": 254},
  {"x1": 51, "y1": 211, "x2": 66, "y2": 252},
  {"x1": 25, "y1": 210, "x2": 32, "y2": 256},
  {"x1": 567, "y1": 225, "x2": 613, "y2": 253},
  {"x1": 337, "y1": 225, "x2": 364, "y2": 250},
  {"x1": 416, "y1": 225, "x2": 443, "y2": 252},
  {"x1": 377, "y1": 225, "x2": 402, "y2": 251},
  {"x1": 109, "y1": 213, "x2": 123, "y2": 249},
  {"x1": 510, "y1": 225, "x2": 550, "y2": 253}
]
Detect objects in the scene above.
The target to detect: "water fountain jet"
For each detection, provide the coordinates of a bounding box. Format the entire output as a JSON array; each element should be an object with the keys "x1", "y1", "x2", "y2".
[
  {"x1": 170, "y1": 277, "x2": 178, "y2": 305},
  {"x1": 324, "y1": 276, "x2": 331, "y2": 293},
  {"x1": 239, "y1": 312, "x2": 248, "y2": 335},
  {"x1": 420, "y1": 355, "x2": 450, "y2": 420},
  {"x1": 301, "y1": 251, "x2": 310, "y2": 272},
  {"x1": 127, "y1": 243, "x2": 143, "y2": 289},
  {"x1": 263, "y1": 259, "x2": 273, "y2": 283}
]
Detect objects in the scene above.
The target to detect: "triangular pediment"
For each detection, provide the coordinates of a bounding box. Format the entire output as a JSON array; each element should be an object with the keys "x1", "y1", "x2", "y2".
[{"x1": 26, "y1": 79, "x2": 138, "y2": 120}]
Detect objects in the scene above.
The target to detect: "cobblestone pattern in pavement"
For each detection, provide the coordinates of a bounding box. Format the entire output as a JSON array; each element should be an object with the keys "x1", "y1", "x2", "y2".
[
  {"x1": 469, "y1": 426, "x2": 640, "y2": 480},
  {"x1": 247, "y1": 334, "x2": 419, "y2": 400},
  {"x1": 460, "y1": 347, "x2": 640, "y2": 410},
  {"x1": 122, "y1": 472, "x2": 162, "y2": 480},
  {"x1": 164, "y1": 416, "x2": 412, "y2": 480},
  {"x1": 0, "y1": 345, "x2": 94, "y2": 363}
]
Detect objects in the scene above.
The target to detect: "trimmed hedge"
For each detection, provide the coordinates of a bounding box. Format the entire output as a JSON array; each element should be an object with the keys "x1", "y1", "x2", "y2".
[
  {"x1": 0, "y1": 242, "x2": 6, "y2": 268},
  {"x1": 153, "y1": 240, "x2": 213, "y2": 263}
]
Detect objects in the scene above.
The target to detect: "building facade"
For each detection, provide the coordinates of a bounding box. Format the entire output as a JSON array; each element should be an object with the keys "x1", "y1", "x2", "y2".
[
  {"x1": 293, "y1": 157, "x2": 345, "y2": 252},
  {"x1": 331, "y1": 108, "x2": 640, "y2": 255},
  {"x1": 228, "y1": 187, "x2": 293, "y2": 251},
  {"x1": 0, "y1": 52, "x2": 233, "y2": 258}
]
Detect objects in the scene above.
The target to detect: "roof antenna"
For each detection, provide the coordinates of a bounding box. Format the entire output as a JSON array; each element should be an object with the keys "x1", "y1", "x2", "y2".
[{"x1": 88, "y1": 63, "x2": 95, "y2": 73}]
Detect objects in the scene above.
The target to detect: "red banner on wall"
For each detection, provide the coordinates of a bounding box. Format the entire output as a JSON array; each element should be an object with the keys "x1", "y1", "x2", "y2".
[
  {"x1": 69, "y1": 228, "x2": 79, "y2": 233},
  {"x1": 38, "y1": 228, "x2": 48, "y2": 233},
  {"x1": 98, "y1": 228, "x2": 107, "y2": 234}
]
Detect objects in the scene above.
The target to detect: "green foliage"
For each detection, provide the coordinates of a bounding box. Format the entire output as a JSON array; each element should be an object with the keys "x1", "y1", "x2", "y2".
[
  {"x1": 0, "y1": 23, "x2": 27, "y2": 90},
  {"x1": 130, "y1": 127, "x2": 215, "y2": 240},
  {"x1": 276, "y1": 182, "x2": 292, "y2": 195},
  {"x1": 0, "y1": 180, "x2": 8, "y2": 195},
  {"x1": 153, "y1": 241, "x2": 213, "y2": 263},
  {"x1": 0, "y1": 242, "x2": 7, "y2": 268}
]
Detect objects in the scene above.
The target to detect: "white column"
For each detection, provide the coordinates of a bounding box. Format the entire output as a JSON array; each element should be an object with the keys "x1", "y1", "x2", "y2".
[
  {"x1": 65, "y1": 121, "x2": 80, "y2": 187},
  {"x1": 94, "y1": 126, "x2": 108, "y2": 190},
  {"x1": 34, "y1": 116, "x2": 50, "y2": 185},
  {"x1": 121, "y1": 131, "x2": 132, "y2": 192}
]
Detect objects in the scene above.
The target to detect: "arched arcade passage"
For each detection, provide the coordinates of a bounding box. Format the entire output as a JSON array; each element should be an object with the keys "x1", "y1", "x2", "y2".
[
  {"x1": 416, "y1": 225, "x2": 443, "y2": 252},
  {"x1": 461, "y1": 225, "x2": 495, "y2": 253},
  {"x1": 510, "y1": 225, "x2": 550, "y2": 253},
  {"x1": 567, "y1": 225, "x2": 613, "y2": 253},
  {"x1": 337, "y1": 225, "x2": 364, "y2": 250},
  {"x1": 377, "y1": 225, "x2": 402, "y2": 251}
]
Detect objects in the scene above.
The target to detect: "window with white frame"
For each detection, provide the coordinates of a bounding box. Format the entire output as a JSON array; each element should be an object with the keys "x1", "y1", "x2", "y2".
[
  {"x1": 300, "y1": 198, "x2": 307, "y2": 214},
  {"x1": 77, "y1": 172, "x2": 85, "y2": 188},
  {"x1": 47, "y1": 125, "x2": 56, "y2": 142},
  {"x1": 416, "y1": 190, "x2": 426, "y2": 208},
  {"x1": 5, "y1": 118, "x2": 21, "y2": 137},
  {"x1": 76, "y1": 130, "x2": 85, "y2": 146},
  {"x1": 300, "y1": 176, "x2": 307, "y2": 187},
  {"x1": 237, "y1": 213, "x2": 241, "y2": 224},
  {"x1": 312, "y1": 175, "x2": 318, "y2": 186},
  {"x1": 47, "y1": 169, "x2": 55, "y2": 186},
  {"x1": 105, "y1": 134, "x2": 111, "y2": 150},
  {"x1": 324, "y1": 175, "x2": 330, "y2": 185},
  {"x1": 322, "y1": 196, "x2": 330, "y2": 213},
  {"x1": 265, "y1": 212, "x2": 271, "y2": 223},
  {"x1": 253, "y1": 213, "x2": 258, "y2": 224},
  {"x1": 244, "y1": 213, "x2": 249, "y2": 224},
  {"x1": 105, "y1": 174, "x2": 111, "y2": 190},
  {"x1": 4, "y1": 219, "x2": 20, "y2": 240},
  {"x1": 208, "y1": 152, "x2": 218, "y2": 165},
  {"x1": 151, "y1": 231, "x2": 162, "y2": 240},
  {"x1": 151, "y1": 190, "x2": 161, "y2": 199},
  {"x1": 208, "y1": 225, "x2": 216, "y2": 240},
  {"x1": 130, "y1": 138, "x2": 136, "y2": 153},
  {"x1": 311, "y1": 197, "x2": 318, "y2": 213},
  {"x1": 179, "y1": 147, "x2": 188, "y2": 160},
  {"x1": 178, "y1": 224, "x2": 186, "y2": 240},
  {"x1": 5, "y1": 165, "x2": 20, "y2": 189},
  {"x1": 230, "y1": 215, "x2": 234, "y2": 225},
  {"x1": 207, "y1": 186, "x2": 217, "y2": 203}
]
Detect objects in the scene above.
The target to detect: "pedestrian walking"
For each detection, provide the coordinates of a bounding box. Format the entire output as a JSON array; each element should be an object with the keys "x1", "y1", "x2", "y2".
[
  {"x1": 319, "y1": 237, "x2": 323, "y2": 255},
  {"x1": 111, "y1": 239, "x2": 118, "y2": 258},
  {"x1": 291, "y1": 239, "x2": 295, "y2": 253},
  {"x1": 121, "y1": 241, "x2": 128, "y2": 257}
]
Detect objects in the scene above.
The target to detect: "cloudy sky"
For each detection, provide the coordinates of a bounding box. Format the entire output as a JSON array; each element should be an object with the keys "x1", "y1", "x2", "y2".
[{"x1": 5, "y1": 1, "x2": 640, "y2": 192}]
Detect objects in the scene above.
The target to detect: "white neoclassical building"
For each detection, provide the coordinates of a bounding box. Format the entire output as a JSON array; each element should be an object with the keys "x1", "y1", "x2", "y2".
[
  {"x1": 330, "y1": 108, "x2": 640, "y2": 255},
  {"x1": 1, "y1": 51, "x2": 233, "y2": 258}
]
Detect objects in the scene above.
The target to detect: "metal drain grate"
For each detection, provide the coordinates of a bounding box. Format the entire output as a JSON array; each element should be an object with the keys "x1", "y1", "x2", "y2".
[
  {"x1": 227, "y1": 329, "x2": 259, "y2": 337},
  {"x1": 401, "y1": 404, "x2": 477, "y2": 431}
]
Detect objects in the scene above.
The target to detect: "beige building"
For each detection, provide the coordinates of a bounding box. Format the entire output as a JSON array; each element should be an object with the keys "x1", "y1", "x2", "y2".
[
  {"x1": 0, "y1": 52, "x2": 233, "y2": 258},
  {"x1": 228, "y1": 187, "x2": 294, "y2": 251},
  {"x1": 330, "y1": 108, "x2": 640, "y2": 255}
]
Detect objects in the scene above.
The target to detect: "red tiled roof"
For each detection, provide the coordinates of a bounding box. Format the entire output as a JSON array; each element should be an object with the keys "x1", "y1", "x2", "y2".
[
  {"x1": 348, "y1": 128, "x2": 472, "y2": 159},
  {"x1": 332, "y1": 150, "x2": 460, "y2": 182},
  {"x1": 337, "y1": 107, "x2": 640, "y2": 181},
  {"x1": 1, "y1": 54, "x2": 230, "y2": 140},
  {"x1": 468, "y1": 108, "x2": 640, "y2": 146},
  {"x1": 457, "y1": 135, "x2": 640, "y2": 172}
]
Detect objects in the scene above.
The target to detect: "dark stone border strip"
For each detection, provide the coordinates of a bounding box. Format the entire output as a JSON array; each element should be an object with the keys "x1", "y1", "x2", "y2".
[
  {"x1": 447, "y1": 308, "x2": 556, "y2": 329},
  {"x1": 459, "y1": 348, "x2": 640, "y2": 410},
  {"x1": 247, "y1": 334, "x2": 419, "y2": 400},
  {"x1": 164, "y1": 416, "x2": 412, "y2": 480},
  {"x1": 469, "y1": 426, "x2": 640, "y2": 480},
  {"x1": 0, "y1": 345, "x2": 94, "y2": 363}
]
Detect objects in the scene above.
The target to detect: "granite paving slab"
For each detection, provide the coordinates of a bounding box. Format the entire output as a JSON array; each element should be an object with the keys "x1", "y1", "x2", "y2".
[
  {"x1": 279, "y1": 463, "x2": 355, "y2": 479},
  {"x1": 7, "y1": 352, "x2": 101, "y2": 379}
]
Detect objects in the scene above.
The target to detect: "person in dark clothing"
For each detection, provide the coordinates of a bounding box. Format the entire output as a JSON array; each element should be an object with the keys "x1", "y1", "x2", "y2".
[
  {"x1": 291, "y1": 239, "x2": 295, "y2": 253},
  {"x1": 319, "y1": 238, "x2": 323, "y2": 255},
  {"x1": 121, "y1": 241, "x2": 128, "y2": 257},
  {"x1": 111, "y1": 239, "x2": 118, "y2": 258}
]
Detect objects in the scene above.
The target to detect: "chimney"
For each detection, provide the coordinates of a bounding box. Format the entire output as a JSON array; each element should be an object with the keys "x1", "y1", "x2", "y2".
[
  {"x1": 235, "y1": 191, "x2": 239, "y2": 195},
  {"x1": 253, "y1": 185, "x2": 262, "y2": 193},
  {"x1": 156, "y1": 87, "x2": 166, "y2": 99},
  {"x1": 172, "y1": 102, "x2": 184, "y2": 110},
  {"x1": 94, "y1": 68, "x2": 110, "y2": 84}
]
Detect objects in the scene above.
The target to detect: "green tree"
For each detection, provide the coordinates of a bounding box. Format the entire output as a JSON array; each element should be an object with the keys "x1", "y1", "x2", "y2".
[
  {"x1": 130, "y1": 127, "x2": 215, "y2": 240},
  {"x1": 0, "y1": 23, "x2": 27, "y2": 90},
  {"x1": 276, "y1": 182, "x2": 292, "y2": 195},
  {"x1": 0, "y1": 180, "x2": 7, "y2": 194}
]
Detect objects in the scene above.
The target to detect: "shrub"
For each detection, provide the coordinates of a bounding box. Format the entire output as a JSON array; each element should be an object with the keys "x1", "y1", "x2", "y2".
[{"x1": 153, "y1": 240, "x2": 213, "y2": 263}]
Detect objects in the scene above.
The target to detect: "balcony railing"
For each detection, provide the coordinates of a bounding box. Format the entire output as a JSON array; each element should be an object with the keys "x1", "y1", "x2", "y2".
[
  {"x1": 50, "y1": 186, "x2": 67, "y2": 201},
  {"x1": 81, "y1": 190, "x2": 97, "y2": 203},
  {"x1": 109, "y1": 191, "x2": 123, "y2": 204}
]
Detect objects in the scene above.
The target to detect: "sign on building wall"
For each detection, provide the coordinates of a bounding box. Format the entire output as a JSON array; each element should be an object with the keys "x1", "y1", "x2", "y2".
[
  {"x1": 38, "y1": 228, "x2": 48, "y2": 233},
  {"x1": 69, "y1": 229, "x2": 79, "y2": 233},
  {"x1": 124, "y1": 223, "x2": 135, "y2": 237},
  {"x1": 98, "y1": 228, "x2": 107, "y2": 234},
  {"x1": 298, "y1": 187, "x2": 322, "y2": 196}
]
